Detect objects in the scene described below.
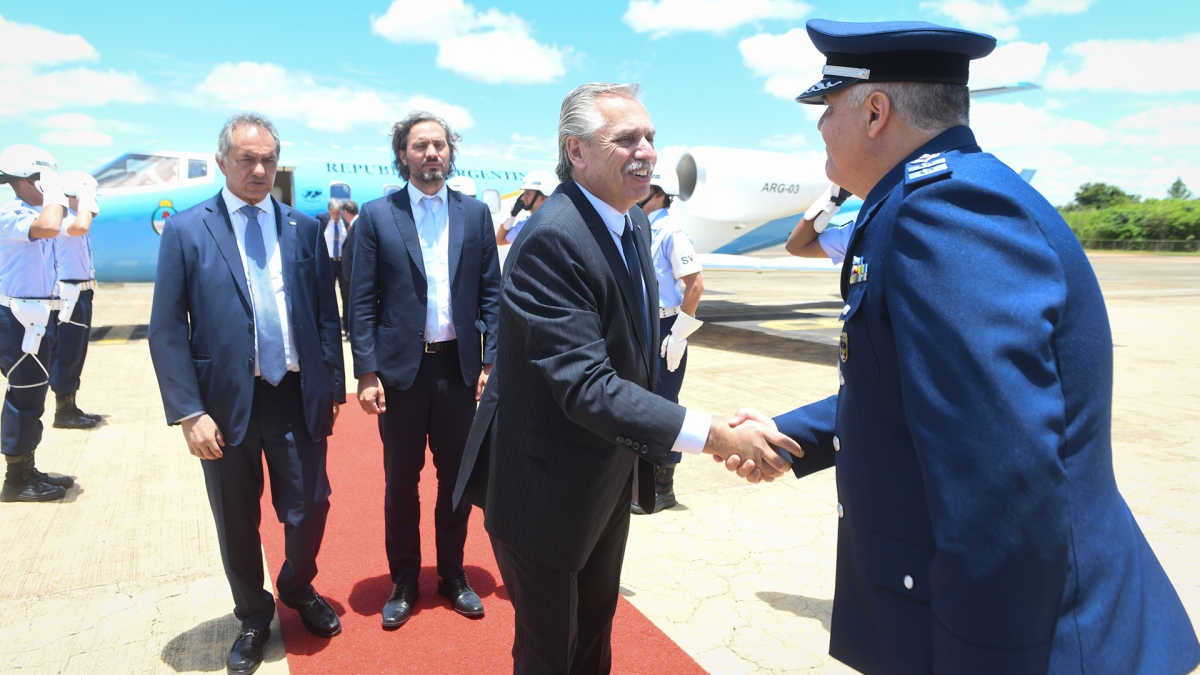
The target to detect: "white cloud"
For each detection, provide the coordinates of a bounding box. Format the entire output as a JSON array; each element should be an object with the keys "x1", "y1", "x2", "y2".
[
  {"x1": 461, "y1": 132, "x2": 558, "y2": 161},
  {"x1": 970, "y1": 41, "x2": 1048, "y2": 88},
  {"x1": 1046, "y1": 33, "x2": 1200, "y2": 93},
  {"x1": 760, "y1": 132, "x2": 811, "y2": 150},
  {"x1": 1015, "y1": 0, "x2": 1094, "y2": 17},
  {"x1": 189, "y1": 62, "x2": 473, "y2": 134},
  {"x1": 919, "y1": 0, "x2": 1019, "y2": 41},
  {"x1": 371, "y1": 0, "x2": 569, "y2": 84},
  {"x1": 623, "y1": 0, "x2": 812, "y2": 38},
  {"x1": 38, "y1": 112, "x2": 112, "y2": 147},
  {"x1": 1117, "y1": 104, "x2": 1200, "y2": 149},
  {"x1": 739, "y1": 28, "x2": 825, "y2": 100},
  {"x1": 0, "y1": 14, "x2": 97, "y2": 67},
  {"x1": 0, "y1": 67, "x2": 152, "y2": 117}
]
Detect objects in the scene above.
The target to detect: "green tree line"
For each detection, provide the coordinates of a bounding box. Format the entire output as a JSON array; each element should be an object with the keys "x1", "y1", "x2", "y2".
[{"x1": 1059, "y1": 177, "x2": 1199, "y2": 242}]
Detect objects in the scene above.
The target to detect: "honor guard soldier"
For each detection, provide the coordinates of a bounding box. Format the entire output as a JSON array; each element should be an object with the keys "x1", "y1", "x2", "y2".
[
  {"x1": 0, "y1": 144, "x2": 77, "y2": 502},
  {"x1": 495, "y1": 170, "x2": 558, "y2": 247},
  {"x1": 726, "y1": 19, "x2": 1200, "y2": 674},
  {"x1": 631, "y1": 165, "x2": 703, "y2": 514},
  {"x1": 51, "y1": 170, "x2": 104, "y2": 429}
]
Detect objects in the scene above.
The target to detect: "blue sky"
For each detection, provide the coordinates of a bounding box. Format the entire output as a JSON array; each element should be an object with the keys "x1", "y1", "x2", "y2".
[{"x1": 2, "y1": 0, "x2": 1197, "y2": 205}]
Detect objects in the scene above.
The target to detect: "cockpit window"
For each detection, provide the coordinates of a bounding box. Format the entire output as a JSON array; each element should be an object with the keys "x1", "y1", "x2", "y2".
[
  {"x1": 93, "y1": 154, "x2": 179, "y2": 188},
  {"x1": 188, "y1": 159, "x2": 208, "y2": 179}
]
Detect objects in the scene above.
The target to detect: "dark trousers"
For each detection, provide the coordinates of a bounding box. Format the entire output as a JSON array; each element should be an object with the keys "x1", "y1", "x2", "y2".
[
  {"x1": 0, "y1": 308, "x2": 57, "y2": 457},
  {"x1": 655, "y1": 314, "x2": 686, "y2": 463},
  {"x1": 200, "y1": 372, "x2": 331, "y2": 630},
  {"x1": 379, "y1": 343, "x2": 475, "y2": 585},
  {"x1": 50, "y1": 287, "x2": 93, "y2": 395},
  {"x1": 329, "y1": 259, "x2": 348, "y2": 330},
  {"x1": 491, "y1": 479, "x2": 632, "y2": 675}
]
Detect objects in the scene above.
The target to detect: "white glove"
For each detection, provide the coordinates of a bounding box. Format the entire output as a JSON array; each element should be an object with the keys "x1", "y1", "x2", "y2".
[
  {"x1": 659, "y1": 311, "x2": 703, "y2": 372},
  {"x1": 36, "y1": 168, "x2": 69, "y2": 209},
  {"x1": 803, "y1": 182, "x2": 851, "y2": 233},
  {"x1": 75, "y1": 181, "x2": 99, "y2": 216}
]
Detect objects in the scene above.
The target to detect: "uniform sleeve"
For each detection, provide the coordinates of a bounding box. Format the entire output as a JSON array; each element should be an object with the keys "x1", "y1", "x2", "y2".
[
  {"x1": 0, "y1": 203, "x2": 37, "y2": 242},
  {"x1": 666, "y1": 227, "x2": 702, "y2": 279},
  {"x1": 817, "y1": 222, "x2": 853, "y2": 265},
  {"x1": 887, "y1": 180, "x2": 1070, "y2": 670}
]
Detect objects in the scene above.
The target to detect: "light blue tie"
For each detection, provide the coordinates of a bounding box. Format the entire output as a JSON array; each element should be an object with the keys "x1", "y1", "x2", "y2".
[
  {"x1": 240, "y1": 205, "x2": 287, "y2": 386},
  {"x1": 332, "y1": 219, "x2": 341, "y2": 258}
]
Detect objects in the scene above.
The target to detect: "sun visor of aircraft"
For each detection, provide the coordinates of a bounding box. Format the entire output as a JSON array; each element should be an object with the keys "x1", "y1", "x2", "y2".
[{"x1": 673, "y1": 147, "x2": 827, "y2": 224}]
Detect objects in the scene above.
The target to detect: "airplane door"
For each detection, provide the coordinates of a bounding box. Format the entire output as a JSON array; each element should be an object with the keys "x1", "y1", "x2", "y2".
[{"x1": 273, "y1": 167, "x2": 295, "y2": 206}]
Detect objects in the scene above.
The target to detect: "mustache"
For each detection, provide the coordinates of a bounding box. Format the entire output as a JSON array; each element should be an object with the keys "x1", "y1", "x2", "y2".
[{"x1": 623, "y1": 160, "x2": 653, "y2": 174}]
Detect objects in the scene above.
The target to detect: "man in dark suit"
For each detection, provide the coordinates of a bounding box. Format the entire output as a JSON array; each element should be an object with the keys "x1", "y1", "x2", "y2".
[
  {"x1": 317, "y1": 199, "x2": 349, "y2": 334},
  {"x1": 349, "y1": 111, "x2": 501, "y2": 630},
  {"x1": 727, "y1": 20, "x2": 1200, "y2": 674},
  {"x1": 148, "y1": 113, "x2": 346, "y2": 675},
  {"x1": 453, "y1": 83, "x2": 798, "y2": 674},
  {"x1": 339, "y1": 200, "x2": 358, "y2": 339}
]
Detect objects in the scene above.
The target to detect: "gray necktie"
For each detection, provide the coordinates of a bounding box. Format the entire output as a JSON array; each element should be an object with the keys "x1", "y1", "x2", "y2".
[{"x1": 239, "y1": 205, "x2": 286, "y2": 385}]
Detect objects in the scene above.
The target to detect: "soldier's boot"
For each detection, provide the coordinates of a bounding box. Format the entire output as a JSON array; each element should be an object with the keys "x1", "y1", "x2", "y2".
[
  {"x1": 0, "y1": 453, "x2": 66, "y2": 503},
  {"x1": 28, "y1": 451, "x2": 74, "y2": 489},
  {"x1": 631, "y1": 463, "x2": 678, "y2": 515},
  {"x1": 53, "y1": 393, "x2": 99, "y2": 429}
]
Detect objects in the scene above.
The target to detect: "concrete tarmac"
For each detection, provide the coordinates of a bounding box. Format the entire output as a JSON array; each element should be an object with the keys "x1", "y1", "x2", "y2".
[{"x1": 1, "y1": 252, "x2": 1197, "y2": 674}]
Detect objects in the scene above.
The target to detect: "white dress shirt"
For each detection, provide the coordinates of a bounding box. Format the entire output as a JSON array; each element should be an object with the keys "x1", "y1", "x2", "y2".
[
  {"x1": 221, "y1": 188, "x2": 299, "y2": 375},
  {"x1": 407, "y1": 182, "x2": 456, "y2": 344},
  {"x1": 323, "y1": 214, "x2": 347, "y2": 259},
  {"x1": 575, "y1": 184, "x2": 709, "y2": 457}
]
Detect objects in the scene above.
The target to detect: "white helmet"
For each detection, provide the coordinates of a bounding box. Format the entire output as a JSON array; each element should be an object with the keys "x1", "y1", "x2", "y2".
[
  {"x1": 520, "y1": 170, "x2": 559, "y2": 197},
  {"x1": 650, "y1": 161, "x2": 679, "y2": 196},
  {"x1": 446, "y1": 174, "x2": 477, "y2": 197},
  {"x1": 0, "y1": 144, "x2": 57, "y2": 180},
  {"x1": 60, "y1": 171, "x2": 98, "y2": 197}
]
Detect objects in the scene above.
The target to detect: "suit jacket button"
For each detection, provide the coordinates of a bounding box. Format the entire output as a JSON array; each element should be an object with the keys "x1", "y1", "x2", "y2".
[
  {"x1": 903, "y1": 575, "x2": 914, "y2": 590},
  {"x1": 616, "y1": 436, "x2": 625, "y2": 444},
  {"x1": 625, "y1": 439, "x2": 633, "y2": 447},
  {"x1": 837, "y1": 503, "x2": 844, "y2": 519},
  {"x1": 833, "y1": 436, "x2": 841, "y2": 452},
  {"x1": 247, "y1": 358, "x2": 254, "y2": 367}
]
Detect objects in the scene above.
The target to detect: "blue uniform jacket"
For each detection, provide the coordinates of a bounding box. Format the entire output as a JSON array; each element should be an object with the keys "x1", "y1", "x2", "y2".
[{"x1": 775, "y1": 126, "x2": 1200, "y2": 674}]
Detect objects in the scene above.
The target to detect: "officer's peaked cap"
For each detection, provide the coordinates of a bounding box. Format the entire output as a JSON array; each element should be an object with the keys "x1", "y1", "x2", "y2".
[{"x1": 796, "y1": 19, "x2": 996, "y2": 104}]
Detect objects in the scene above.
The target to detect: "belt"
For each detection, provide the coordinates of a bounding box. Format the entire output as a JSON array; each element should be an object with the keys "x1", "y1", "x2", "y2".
[
  {"x1": 330, "y1": 257, "x2": 342, "y2": 262},
  {"x1": 61, "y1": 279, "x2": 98, "y2": 290},
  {"x1": 660, "y1": 306, "x2": 681, "y2": 318},
  {"x1": 424, "y1": 339, "x2": 456, "y2": 354},
  {"x1": 0, "y1": 295, "x2": 68, "y2": 310}
]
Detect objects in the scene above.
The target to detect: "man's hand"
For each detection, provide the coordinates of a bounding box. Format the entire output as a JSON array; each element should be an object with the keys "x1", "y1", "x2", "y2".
[
  {"x1": 357, "y1": 372, "x2": 386, "y2": 414},
  {"x1": 702, "y1": 415, "x2": 799, "y2": 483},
  {"x1": 37, "y1": 168, "x2": 69, "y2": 210},
  {"x1": 332, "y1": 401, "x2": 341, "y2": 426},
  {"x1": 476, "y1": 364, "x2": 493, "y2": 401},
  {"x1": 716, "y1": 409, "x2": 801, "y2": 477},
  {"x1": 182, "y1": 414, "x2": 225, "y2": 460},
  {"x1": 510, "y1": 199, "x2": 526, "y2": 217},
  {"x1": 803, "y1": 182, "x2": 850, "y2": 234},
  {"x1": 659, "y1": 311, "x2": 703, "y2": 372}
]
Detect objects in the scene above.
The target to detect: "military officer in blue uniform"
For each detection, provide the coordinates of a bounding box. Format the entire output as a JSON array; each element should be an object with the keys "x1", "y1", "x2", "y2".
[
  {"x1": 0, "y1": 144, "x2": 77, "y2": 502},
  {"x1": 50, "y1": 171, "x2": 104, "y2": 429},
  {"x1": 727, "y1": 19, "x2": 1200, "y2": 674}
]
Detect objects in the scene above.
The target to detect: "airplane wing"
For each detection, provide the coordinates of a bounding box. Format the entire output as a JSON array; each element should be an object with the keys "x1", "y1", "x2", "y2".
[{"x1": 969, "y1": 82, "x2": 1040, "y2": 98}]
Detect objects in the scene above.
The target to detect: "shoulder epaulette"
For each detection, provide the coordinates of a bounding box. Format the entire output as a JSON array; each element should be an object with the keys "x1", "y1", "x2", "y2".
[{"x1": 905, "y1": 152, "x2": 952, "y2": 187}]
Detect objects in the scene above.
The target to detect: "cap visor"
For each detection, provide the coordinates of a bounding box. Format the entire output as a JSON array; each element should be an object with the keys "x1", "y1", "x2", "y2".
[{"x1": 795, "y1": 77, "x2": 856, "y2": 104}]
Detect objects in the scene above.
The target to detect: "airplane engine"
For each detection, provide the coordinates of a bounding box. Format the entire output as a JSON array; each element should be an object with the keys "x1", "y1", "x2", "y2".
[{"x1": 674, "y1": 147, "x2": 827, "y2": 223}]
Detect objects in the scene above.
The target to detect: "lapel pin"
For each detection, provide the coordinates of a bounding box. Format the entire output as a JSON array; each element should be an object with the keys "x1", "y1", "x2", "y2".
[{"x1": 288, "y1": 220, "x2": 296, "y2": 227}]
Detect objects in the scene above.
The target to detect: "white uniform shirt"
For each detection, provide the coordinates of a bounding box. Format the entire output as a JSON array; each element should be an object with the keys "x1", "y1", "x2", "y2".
[
  {"x1": 818, "y1": 220, "x2": 856, "y2": 265},
  {"x1": 646, "y1": 208, "x2": 702, "y2": 310},
  {"x1": 505, "y1": 215, "x2": 531, "y2": 243},
  {"x1": 55, "y1": 211, "x2": 94, "y2": 281},
  {"x1": 221, "y1": 188, "x2": 299, "y2": 375},
  {"x1": 408, "y1": 182, "x2": 456, "y2": 344},
  {"x1": 0, "y1": 199, "x2": 57, "y2": 298},
  {"x1": 323, "y1": 215, "x2": 348, "y2": 259}
]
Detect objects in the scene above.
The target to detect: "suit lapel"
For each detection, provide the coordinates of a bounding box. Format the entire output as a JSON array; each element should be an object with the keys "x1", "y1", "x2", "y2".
[
  {"x1": 839, "y1": 194, "x2": 889, "y2": 300},
  {"x1": 204, "y1": 194, "x2": 251, "y2": 308},
  {"x1": 563, "y1": 183, "x2": 653, "y2": 377},
  {"x1": 275, "y1": 199, "x2": 296, "y2": 327},
  {"x1": 447, "y1": 189, "x2": 464, "y2": 290},
  {"x1": 388, "y1": 189, "x2": 426, "y2": 280}
]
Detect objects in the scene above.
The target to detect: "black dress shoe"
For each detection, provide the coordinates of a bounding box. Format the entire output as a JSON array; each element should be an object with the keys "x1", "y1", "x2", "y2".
[
  {"x1": 281, "y1": 593, "x2": 341, "y2": 638},
  {"x1": 438, "y1": 575, "x2": 484, "y2": 618},
  {"x1": 382, "y1": 582, "x2": 417, "y2": 629},
  {"x1": 227, "y1": 626, "x2": 269, "y2": 675}
]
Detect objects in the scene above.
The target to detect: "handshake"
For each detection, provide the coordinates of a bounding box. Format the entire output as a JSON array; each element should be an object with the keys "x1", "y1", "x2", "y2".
[{"x1": 702, "y1": 409, "x2": 800, "y2": 484}]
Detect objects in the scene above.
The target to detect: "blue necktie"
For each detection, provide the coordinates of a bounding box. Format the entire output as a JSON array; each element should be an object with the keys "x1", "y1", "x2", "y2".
[
  {"x1": 620, "y1": 218, "x2": 651, "y2": 357},
  {"x1": 332, "y1": 219, "x2": 341, "y2": 258},
  {"x1": 240, "y1": 205, "x2": 287, "y2": 386}
]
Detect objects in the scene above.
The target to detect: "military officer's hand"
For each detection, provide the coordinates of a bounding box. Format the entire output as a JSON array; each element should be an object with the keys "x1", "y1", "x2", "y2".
[
  {"x1": 703, "y1": 416, "x2": 797, "y2": 483},
  {"x1": 182, "y1": 414, "x2": 224, "y2": 460},
  {"x1": 476, "y1": 364, "x2": 493, "y2": 401},
  {"x1": 357, "y1": 372, "x2": 386, "y2": 415}
]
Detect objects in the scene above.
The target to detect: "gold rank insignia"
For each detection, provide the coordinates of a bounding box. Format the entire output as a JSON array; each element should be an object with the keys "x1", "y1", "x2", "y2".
[
  {"x1": 849, "y1": 256, "x2": 869, "y2": 284},
  {"x1": 839, "y1": 331, "x2": 848, "y2": 362}
]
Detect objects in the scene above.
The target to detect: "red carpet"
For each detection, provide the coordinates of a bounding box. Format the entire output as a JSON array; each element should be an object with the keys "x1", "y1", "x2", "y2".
[{"x1": 259, "y1": 404, "x2": 707, "y2": 674}]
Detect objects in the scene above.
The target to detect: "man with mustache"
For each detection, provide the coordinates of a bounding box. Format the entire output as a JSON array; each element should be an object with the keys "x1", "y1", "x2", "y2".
[
  {"x1": 454, "y1": 82, "x2": 798, "y2": 673},
  {"x1": 350, "y1": 111, "x2": 501, "y2": 629}
]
